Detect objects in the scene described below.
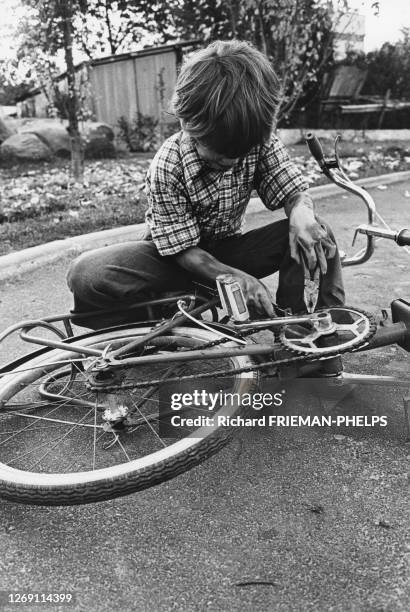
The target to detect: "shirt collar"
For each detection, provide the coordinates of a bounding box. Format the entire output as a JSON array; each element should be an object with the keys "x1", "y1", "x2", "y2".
[
  {"x1": 180, "y1": 131, "x2": 205, "y2": 180},
  {"x1": 179, "y1": 131, "x2": 238, "y2": 180}
]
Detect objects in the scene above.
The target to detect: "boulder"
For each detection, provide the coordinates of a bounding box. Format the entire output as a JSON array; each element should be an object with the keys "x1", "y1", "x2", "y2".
[
  {"x1": 82, "y1": 121, "x2": 115, "y2": 142},
  {"x1": 0, "y1": 115, "x2": 16, "y2": 144},
  {"x1": 20, "y1": 119, "x2": 71, "y2": 157},
  {"x1": 17, "y1": 119, "x2": 115, "y2": 158},
  {"x1": 0, "y1": 119, "x2": 116, "y2": 161},
  {"x1": 0, "y1": 132, "x2": 52, "y2": 161},
  {"x1": 82, "y1": 122, "x2": 116, "y2": 158}
]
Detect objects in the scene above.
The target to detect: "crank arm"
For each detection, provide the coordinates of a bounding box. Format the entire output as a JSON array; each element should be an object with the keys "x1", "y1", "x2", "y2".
[{"x1": 233, "y1": 311, "x2": 332, "y2": 331}]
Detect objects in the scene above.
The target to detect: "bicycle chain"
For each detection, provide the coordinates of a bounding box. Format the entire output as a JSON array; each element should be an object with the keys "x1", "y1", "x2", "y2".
[{"x1": 88, "y1": 307, "x2": 377, "y2": 390}]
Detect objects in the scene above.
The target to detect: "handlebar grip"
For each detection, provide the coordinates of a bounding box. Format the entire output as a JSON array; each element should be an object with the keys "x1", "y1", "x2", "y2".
[
  {"x1": 305, "y1": 132, "x2": 325, "y2": 164},
  {"x1": 397, "y1": 229, "x2": 410, "y2": 247}
]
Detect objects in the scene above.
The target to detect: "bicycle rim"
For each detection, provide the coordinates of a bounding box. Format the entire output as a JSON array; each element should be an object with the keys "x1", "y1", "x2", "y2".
[{"x1": 0, "y1": 325, "x2": 258, "y2": 505}]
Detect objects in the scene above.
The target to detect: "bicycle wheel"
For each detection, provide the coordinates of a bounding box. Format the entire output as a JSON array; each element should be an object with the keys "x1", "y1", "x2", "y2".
[{"x1": 0, "y1": 325, "x2": 258, "y2": 505}]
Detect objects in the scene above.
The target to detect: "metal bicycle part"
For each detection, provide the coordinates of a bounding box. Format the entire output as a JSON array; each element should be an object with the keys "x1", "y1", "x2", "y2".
[
  {"x1": 72, "y1": 307, "x2": 380, "y2": 392},
  {"x1": 280, "y1": 306, "x2": 377, "y2": 355},
  {"x1": 305, "y1": 132, "x2": 377, "y2": 266},
  {"x1": 0, "y1": 325, "x2": 258, "y2": 506}
]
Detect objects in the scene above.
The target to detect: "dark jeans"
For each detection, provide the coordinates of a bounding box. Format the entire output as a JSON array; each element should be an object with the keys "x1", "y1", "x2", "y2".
[{"x1": 67, "y1": 219, "x2": 345, "y2": 328}]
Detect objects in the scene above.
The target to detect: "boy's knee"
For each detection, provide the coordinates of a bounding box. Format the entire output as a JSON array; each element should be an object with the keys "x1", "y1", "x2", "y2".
[{"x1": 67, "y1": 251, "x2": 100, "y2": 297}]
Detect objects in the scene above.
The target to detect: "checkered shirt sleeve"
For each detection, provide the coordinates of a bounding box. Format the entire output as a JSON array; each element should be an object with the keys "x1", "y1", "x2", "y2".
[
  {"x1": 255, "y1": 135, "x2": 309, "y2": 210},
  {"x1": 145, "y1": 146, "x2": 200, "y2": 256}
]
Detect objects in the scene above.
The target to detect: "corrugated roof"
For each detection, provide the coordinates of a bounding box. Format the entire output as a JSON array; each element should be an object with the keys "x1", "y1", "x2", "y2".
[{"x1": 91, "y1": 39, "x2": 201, "y2": 66}]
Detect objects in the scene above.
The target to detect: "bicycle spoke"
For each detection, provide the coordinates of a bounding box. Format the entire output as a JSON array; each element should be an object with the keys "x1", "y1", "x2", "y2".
[
  {"x1": 128, "y1": 395, "x2": 167, "y2": 448},
  {"x1": 0, "y1": 387, "x2": 95, "y2": 423},
  {"x1": 7, "y1": 430, "x2": 87, "y2": 466},
  {"x1": 0, "y1": 357, "x2": 89, "y2": 379},
  {"x1": 65, "y1": 431, "x2": 107, "y2": 472},
  {"x1": 0, "y1": 425, "x2": 67, "y2": 433},
  {"x1": 92, "y1": 395, "x2": 98, "y2": 470},
  {"x1": 29, "y1": 408, "x2": 95, "y2": 470},
  {"x1": 1, "y1": 389, "x2": 97, "y2": 413},
  {"x1": 129, "y1": 363, "x2": 181, "y2": 411},
  {"x1": 113, "y1": 435, "x2": 131, "y2": 462},
  {"x1": 0, "y1": 394, "x2": 89, "y2": 446},
  {"x1": 0, "y1": 326, "x2": 254, "y2": 487},
  {"x1": 10, "y1": 413, "x2": 104, "y2": 429}
]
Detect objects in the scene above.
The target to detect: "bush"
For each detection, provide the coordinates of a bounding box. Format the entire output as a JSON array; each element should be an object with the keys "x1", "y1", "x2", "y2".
[{"x1": 117, "y1": 113, "x2": 159, "y2": 152}]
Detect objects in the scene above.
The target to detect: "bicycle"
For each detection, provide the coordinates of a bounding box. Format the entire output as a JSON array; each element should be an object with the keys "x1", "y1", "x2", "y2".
[{"x1": 0, "y1": 134, "x2": 409, "y2": 506}]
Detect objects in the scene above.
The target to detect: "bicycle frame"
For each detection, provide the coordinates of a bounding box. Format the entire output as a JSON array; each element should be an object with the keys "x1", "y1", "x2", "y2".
[
  {"x1": 1, "y1": 292, "x2": 409, "y2": 375},
  {"x1": 2, "y1": 135, "x2": 410, "y2": 509},
  {"x1": 1, "y1": 135, "x2": 410, "y2": 381}
]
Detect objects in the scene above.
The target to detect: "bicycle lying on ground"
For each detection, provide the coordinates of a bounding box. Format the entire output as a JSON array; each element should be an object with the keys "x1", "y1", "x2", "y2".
[{"x1": 0, "y1": 134, "x2": 409, "y2": 506}]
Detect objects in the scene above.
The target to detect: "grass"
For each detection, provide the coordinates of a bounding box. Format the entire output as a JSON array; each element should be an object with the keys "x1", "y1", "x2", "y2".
[
  {"x1": 0, "y1": 154, "x2": 150, "y2": 255},
  {"x1": 1, "y1": 141, "x2": 409, "y2": 256},
  {"x1": 0, "y1": 194, "x2": 147, "y2": 254}
]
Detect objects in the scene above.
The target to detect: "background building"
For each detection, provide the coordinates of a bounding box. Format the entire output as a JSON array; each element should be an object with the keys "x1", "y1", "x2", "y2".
[{"x1": 17, "y1": 40, "x2": 200, "y2": 127}]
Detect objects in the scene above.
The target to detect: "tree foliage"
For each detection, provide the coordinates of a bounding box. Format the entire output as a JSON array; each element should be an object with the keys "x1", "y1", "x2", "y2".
[
  {"x1": 363, "y1": 29, "x2": 410, "y2": 100},
  {"x1": 15, "y1": 0, "x2": 354, "y2": 125},
  {"x1": 0, "y1": 59, "x2": 34, "y2": 105},
  {"x1": 18, "y1": 0, "x2": 86, "y2": 180},
  {"x1": 335, "y1": 27, "x2": 410, "y2": 102},
  {"x1": 126, "y1": 0, "x2": 347, "y2": 124},
  {"x1": 74, "y1": 1, "x2": 152, "y2": 57},
  {"x1": 16, "y1": 1, "x2": 71, "y2": 115}
]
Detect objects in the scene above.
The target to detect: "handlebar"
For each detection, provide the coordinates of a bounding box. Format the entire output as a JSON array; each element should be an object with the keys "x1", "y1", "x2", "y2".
[
  {"x1": 354, "y1": 225, "x2": 410, "y2": 247},
  {"x1": 305, "y1": 132, "x2": 378, "y2": 266},
  {"x1": 398, "y1": 229, "x2": 410, "y2": 247},
  {"x1": 306, "y1": 132, "x2": 410, "y2": 262},
  {"x1": 305, "y1": 132, "x2": 326, "y2": 166}
]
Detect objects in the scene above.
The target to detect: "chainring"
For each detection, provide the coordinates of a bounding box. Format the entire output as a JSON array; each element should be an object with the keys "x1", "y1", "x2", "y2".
[{"x1": 279, "y1": 306, "x2": 377, "y2": 356}]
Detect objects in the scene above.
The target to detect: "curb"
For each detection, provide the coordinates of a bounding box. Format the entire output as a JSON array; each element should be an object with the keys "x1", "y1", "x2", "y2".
[
  {"x1": 1, "y1": 170, "x2": 409, "y2": 283},
  {"x1": 246, "y1": 170, "x2": 410, "y2": 214}
]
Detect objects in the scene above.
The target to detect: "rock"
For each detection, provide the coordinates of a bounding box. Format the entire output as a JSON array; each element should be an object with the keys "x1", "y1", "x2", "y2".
[
  {"x1": 82, "y1": 122, "x2": 116, "y2": 158},
  {"x1": 82, "y1": 121, "x2": 114, "y2": 142},
  {"x1": 20, "y1": 119, "x2": 71, "y2": 157},
  {"x1": 0, "y1": 115, "x2": 16, "y2": 143},
  {"x1": 12, "y1": 119, "x2": 116, "y2": 159},
  {"x1": 0, "y1": 132, "x2": 52, "y2": 161}
]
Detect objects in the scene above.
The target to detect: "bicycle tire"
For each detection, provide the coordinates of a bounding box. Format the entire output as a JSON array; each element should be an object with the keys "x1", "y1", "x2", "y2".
[{"x1": 0, "y1": 324, "x2": 258, "y2": 506}]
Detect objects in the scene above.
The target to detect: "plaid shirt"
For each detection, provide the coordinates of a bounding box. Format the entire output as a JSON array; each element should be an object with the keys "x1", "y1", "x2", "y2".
[{"x1": 145, "y1": 131, "x2": 309, "y2": 256}]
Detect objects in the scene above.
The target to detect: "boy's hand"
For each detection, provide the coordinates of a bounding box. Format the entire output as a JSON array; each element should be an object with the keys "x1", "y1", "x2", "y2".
[
  {"x1": 234, "y1": 271, "x2": 275, "y2": 317},
  {"x1": 287, "y1": 197, "x2": 336, "y2": 273},
  {"x1": 173, "y1": 246, "x2": 274, "y2": 317}
]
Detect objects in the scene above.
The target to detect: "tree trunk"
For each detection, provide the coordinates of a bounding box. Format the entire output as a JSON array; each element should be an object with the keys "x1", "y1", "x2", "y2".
[
  {"x1": 60, "y1": 0, "x2": 84, "y2": 183},
  {"x1": 70, "y1": 133, "x2": 84, "y2": 181},
  {"x1": 226, "y1": 0, "x2": 238, "y2": 37},
  {"x1": 256, "y1": 2, "x2": 267, "y2": 56}
]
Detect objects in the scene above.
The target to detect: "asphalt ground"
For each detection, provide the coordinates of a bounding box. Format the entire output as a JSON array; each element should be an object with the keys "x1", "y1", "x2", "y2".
[{"x1": 0, "y1": 181, "x2": 409, "y2": 611}]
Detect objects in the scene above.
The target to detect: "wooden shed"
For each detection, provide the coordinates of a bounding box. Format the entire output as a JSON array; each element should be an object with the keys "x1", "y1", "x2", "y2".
[{"x1": 17, "y1": 40, "x2": 200, "y2": 127}]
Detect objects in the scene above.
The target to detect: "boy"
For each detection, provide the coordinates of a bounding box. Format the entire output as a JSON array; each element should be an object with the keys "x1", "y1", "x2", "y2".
[{"x1": 67, "y1": 40, "x2": 345, "y2": 326}]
